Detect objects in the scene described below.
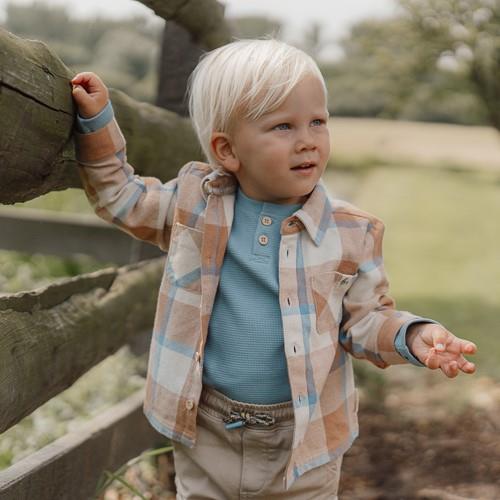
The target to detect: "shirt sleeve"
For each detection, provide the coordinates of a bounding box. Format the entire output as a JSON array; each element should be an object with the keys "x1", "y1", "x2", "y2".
[
  {"x1": 394, "y1": 318, "x2": 440, "y2": 367},
  {"x1": 339, "y1": 217, "x2": 425, "y2": 369},
  {"x1": 75, "y1": 100, "x2": 114, "y2": 133},
  {"x1": 73, "y1": 105, "x2": 191, "y2": 252}
]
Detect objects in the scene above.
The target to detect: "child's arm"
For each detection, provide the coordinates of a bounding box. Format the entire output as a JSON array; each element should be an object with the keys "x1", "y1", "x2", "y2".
[
  {"x1": 338, "y1": 216, "x2": 477, "y2": 377},
  {"x1": 71, "y1": 72, "x2": 183, "y2": 252}
]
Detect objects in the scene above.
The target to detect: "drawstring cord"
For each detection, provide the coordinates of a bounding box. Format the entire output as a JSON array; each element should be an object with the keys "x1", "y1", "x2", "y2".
[{"x1": 224, "y1": 410, "x2": 276, "y2": 430}]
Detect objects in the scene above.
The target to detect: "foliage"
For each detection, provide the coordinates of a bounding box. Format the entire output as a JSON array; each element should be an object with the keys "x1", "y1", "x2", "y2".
[
  {"x1": 323, "y1": 15, "x2": 489, "y2": 124},
  {"x1": 0, "y1": 250, "x2": 106, "y2": 293},
  {"x1": 94, "y1": 445, "x2": 173, "y2": 499},
  {"x1": 229, "y1": 16, "x2": 282, "y2": 39},
  {"x1": 399, "y1": 0, "x2": 500, "y2": 129},
  {"x1": 3, "y1": 1, "x2": 497, "y2": 125}
]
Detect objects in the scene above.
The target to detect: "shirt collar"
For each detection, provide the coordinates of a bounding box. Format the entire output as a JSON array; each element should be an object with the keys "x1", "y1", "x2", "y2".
[
  {"x1": 293, "y1": 178, "x2": 333, "y2": 247},
  {"x1": 201, "y1": 167, "x2": 238, "y2": 200},
  {"x1": 201, "y1": 168, "x2": 333, "y2": 247}
]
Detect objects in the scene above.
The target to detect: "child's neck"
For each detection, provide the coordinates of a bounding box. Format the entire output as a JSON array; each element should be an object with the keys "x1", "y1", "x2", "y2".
[{"x1": 237, "y1": 186, "x2": 306, "y2": 208}]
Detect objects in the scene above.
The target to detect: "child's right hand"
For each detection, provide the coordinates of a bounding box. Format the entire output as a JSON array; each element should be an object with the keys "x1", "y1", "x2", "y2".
[{"x1": 71, "y1": 72, "x2": 109, "y2": 119}]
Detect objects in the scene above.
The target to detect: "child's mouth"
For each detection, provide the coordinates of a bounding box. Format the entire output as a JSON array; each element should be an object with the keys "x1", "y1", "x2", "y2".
[{"x1": 291, "y1": 163, "x2": 316, "y2": 171}]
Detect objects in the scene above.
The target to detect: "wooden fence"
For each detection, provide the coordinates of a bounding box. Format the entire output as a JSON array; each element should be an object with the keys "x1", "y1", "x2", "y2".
[{"x1": 0, "y1": 207, "x2": 169, "y2": 499}]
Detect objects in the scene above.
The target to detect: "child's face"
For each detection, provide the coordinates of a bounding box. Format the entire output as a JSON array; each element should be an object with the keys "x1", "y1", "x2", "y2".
[{"x1": 215, "y1": 75, "x2": 330, "y2": 205}]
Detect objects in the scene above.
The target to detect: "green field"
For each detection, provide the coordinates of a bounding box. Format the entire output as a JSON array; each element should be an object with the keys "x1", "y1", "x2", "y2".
[
  {"x1": 373, "y1": 170, "x2": 498, "y2": 378},
  {"x1": 323, "y1": 122, "x2": 500, "y2": 378}
]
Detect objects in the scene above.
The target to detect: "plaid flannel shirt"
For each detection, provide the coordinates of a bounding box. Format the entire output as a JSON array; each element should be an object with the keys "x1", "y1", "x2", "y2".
[{"x1": 75, "y1": 113, "x2": 422, "y2": 489}]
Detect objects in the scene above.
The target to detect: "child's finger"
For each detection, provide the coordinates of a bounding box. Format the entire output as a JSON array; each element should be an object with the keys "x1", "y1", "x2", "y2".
[
  {"x1": 71, "y1": 84, "x2": 85, "y2": 93},
  {"x1": 442, "y1": 360, "x2": 459, "y2": 378},
  {"x1": 425, "y1": 348, "x2": 440, "y2": 370},
  {"x1": 71, "y1": 72, "x2": 104, "y2": 93},
  {"x1": 71, "y1": 72, "x2": 90, "y2": 84},
  {"x1": 460, "y1": 341, "x2": 477, "y2": 355},
  {"x1": 462, "y1": 361, "x2": 476, "y2": 374},
  {"x1": 430, "y1": 327, "x2": 448, "y2": 352},
  {"x1": 71, "y1": 84, "x2": 90, "y2": 100},
  {"x1": 456, "y1": 354, "x2": 476, "y2": 373}
]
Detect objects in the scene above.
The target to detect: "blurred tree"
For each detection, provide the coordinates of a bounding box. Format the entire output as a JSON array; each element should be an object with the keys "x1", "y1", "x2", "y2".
[
  {"x1": 155, "y1": 14, "x2": 279, "y2": 117},
  {"x1": 94, "y1": 28, "x2": 158, "y2": 81},
  {"x1": 228, "y1": 16, "x2": 282, "y2": 39},
  {"x1": 326, "y1": 18, "x2": 436, "y2": 118},
  {"x1": 4, "y1": 2, "x2": 163, "y2": 103},
  {"x1": 323, "y1": 15, "x2": 488, "y2": 124},
  {"x1": 399, "y1": 0, "x2": 500, "y2": 130},
  {"x1": 302, "y1": 22, "x2": 323, "y2": 60},
  {"x1": 4, "y1": 2, "x2": 72, "y2": 40},
  {"x1": 156, "y1": 21, "x2": 203, "y2": 116}
]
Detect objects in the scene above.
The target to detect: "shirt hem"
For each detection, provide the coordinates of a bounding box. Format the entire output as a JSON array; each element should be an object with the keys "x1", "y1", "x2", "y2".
[{"x1": 143, "y1": 409, "x2": 195, "y2": 448}]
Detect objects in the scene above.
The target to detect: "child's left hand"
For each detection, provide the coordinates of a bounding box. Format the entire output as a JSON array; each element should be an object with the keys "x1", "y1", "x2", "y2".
[{"x1": 406, "y1": 323, "x2": 477, "y2": 378}]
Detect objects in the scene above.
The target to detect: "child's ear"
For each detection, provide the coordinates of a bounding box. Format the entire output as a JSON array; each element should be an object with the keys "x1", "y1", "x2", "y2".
[{"x1": 210, "y1": 132, "x2": 240, "y2": 173}]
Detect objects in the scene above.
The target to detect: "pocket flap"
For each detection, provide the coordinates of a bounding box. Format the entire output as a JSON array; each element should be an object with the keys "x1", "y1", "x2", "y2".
[{"x1": 311, "y1": 271, "x2": 358, "y2": 334}]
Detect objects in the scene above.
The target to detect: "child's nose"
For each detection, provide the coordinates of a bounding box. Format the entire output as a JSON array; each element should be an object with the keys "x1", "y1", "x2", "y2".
[{"x1": 295, "y1": 128, "x2": 316, "y2": 151}]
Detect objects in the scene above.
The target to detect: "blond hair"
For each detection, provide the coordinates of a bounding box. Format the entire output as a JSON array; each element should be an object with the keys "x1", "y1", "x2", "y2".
[{"x1": 187, "y1": 39, "x2": 326, "y2": 166}]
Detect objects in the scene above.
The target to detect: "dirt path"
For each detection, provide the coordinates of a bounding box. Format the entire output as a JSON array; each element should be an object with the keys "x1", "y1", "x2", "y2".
[{"x1": 339, "y1": 369, "x2": 500, "y2": 499}]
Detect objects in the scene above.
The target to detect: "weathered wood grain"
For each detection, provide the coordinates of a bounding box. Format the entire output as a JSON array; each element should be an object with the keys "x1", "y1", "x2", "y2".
[
  {"x1": 0, "y1": 28, "x2": 202, "y2": 205},
  {"x1": 0, "y1": 257, "x2": 165, "y2": 433},
  {"x1": 0, "y1": 388, "x2": 166, "y2": 500}
]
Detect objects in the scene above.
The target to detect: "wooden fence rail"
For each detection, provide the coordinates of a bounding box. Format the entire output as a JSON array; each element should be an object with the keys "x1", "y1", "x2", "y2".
[
  {"x1": 0, "y1": 256, "x2": 164, "y2": 433},
  {"x1": 0, "y1": 389, "x2": 165, "y2": 500},
  {"x1": 0, "y1": 206, "x2": 163, "y2": 264},
  {"x1": 0, "y1": 244, "x2": 168, "y2": 498}
]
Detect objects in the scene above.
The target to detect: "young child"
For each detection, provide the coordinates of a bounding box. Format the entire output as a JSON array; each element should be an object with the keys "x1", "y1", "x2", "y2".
[{"x1": 71, "y1": 39, "x2": 477, "y2": 499}]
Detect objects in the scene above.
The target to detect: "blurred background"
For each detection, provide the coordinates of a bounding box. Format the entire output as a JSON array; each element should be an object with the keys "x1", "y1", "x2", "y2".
[{"x1": 1, "y1": 0, "x2": 499, "y2": 498}]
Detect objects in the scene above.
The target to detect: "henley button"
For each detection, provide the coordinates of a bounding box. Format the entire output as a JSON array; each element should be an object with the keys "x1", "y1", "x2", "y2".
[
  {"x1": 258, "y1": 234, "x2": 269, "y2": 245},
  {"x1": 185, "y1": 399, "x2": 194, "y2": 410},
  {"x1": 261, "y1": 216, "x2": 273, "y2": 226}
]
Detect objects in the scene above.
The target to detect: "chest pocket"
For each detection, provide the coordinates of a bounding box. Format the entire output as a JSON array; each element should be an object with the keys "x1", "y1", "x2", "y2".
[
  {"x1": 311, "y1": 271, "x2": 358, "y2": 334},
  {"x1": 166, "y1": 222, "x2": 203, "y2": 292}
]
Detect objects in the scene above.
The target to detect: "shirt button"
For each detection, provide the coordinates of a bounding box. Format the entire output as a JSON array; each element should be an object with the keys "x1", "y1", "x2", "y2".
[
  {"x1": 261, "y1": 215, "x2": 273, "y2": 226},
  {"x1": 185, "y1": 399, "x2": 194, "y2": 410},
  {"x1": 258, "y1": 234, "x2": 269, "y2": 245}
]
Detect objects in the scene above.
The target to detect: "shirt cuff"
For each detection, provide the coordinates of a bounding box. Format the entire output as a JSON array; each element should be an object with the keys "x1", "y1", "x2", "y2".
[
  {"x1": 75, "y1": 100, "x2": 114, "y2": 133},
  {"x1": 394, "y1": 318, "x2": 440, "y2": 367}
]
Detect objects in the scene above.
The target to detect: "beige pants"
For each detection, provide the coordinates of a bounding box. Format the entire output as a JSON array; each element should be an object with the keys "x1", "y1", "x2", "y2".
[{"x1": 172, "y1": 386, "x2": 342, "y2": 499}]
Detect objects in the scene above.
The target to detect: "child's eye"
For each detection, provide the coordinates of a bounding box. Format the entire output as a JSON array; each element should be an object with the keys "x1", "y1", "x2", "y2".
[{"x1": 273, "y1": 123, "x2": 291, "y2": 131}]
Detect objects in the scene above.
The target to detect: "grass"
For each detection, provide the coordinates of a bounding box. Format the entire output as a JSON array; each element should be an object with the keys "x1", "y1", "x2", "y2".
[
  {"x1": 0, "y1": 250, "x2": 108, "y2": 293},
  {"x1": 323, "y1": 165, "x2": 500, "y2": 378},
  {"x1": 12, "y1": 188, "x2": 94, "y2": 214}
]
